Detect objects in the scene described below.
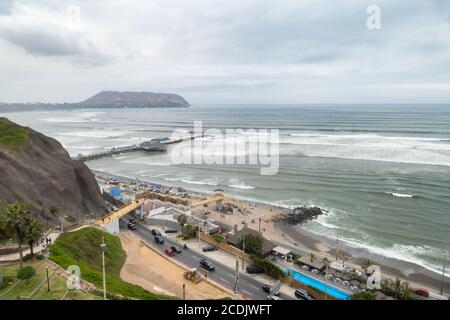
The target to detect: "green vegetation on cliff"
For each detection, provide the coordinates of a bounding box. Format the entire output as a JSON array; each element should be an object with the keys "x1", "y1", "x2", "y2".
[
  {"x1": 0, "y1": 118, "x2": 29, "y2": 150},
  {"x1": 49, "y1": 227, "x2": 174, "y2": 300}
]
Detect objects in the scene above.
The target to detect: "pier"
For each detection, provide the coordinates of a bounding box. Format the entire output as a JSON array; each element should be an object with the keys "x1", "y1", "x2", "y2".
[{"x1": 74, "y1": 134, "x2": 205, "y2": 162}]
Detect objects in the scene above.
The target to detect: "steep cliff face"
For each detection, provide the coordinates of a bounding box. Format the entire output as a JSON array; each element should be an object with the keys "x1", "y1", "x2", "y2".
[{"x1": 0, "y1": 118, "x2": 107, "y2": 223}]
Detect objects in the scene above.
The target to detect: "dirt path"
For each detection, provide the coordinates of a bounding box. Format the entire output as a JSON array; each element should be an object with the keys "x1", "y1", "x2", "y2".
[{"x1": 119, "y1": 231, "x2": 230, "y2": 300}]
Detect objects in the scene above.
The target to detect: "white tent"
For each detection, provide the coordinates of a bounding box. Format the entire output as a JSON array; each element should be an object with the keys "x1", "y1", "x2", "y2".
[{"x1": 272, "y1": 246, "x2": 291, "y2": 257}]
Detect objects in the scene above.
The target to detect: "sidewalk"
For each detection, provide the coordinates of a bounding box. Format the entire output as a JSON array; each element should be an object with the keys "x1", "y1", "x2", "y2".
[
  {"x1": 162, "y1": 230, "x2": 297, "y2": 298},
  {"x1": 0, "y1": 232, "x2": 60, "y2": 263}
]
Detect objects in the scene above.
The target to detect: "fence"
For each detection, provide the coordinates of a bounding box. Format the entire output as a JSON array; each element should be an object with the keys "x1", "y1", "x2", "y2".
[
  {"x1": 282, "y1": 273, "x2": 338, "y2": 300},
  {"x1": 199, "y1": 233, "x2": 251, "y2": 262}
]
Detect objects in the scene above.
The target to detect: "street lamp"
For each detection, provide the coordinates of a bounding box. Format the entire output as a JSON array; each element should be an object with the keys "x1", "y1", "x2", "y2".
[{"x1": 100, "y1": 233, "x2": 107, "y2": 300}]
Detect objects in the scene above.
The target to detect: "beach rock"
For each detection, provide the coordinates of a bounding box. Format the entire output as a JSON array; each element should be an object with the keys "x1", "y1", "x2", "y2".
[
  {"x1": 0, "y1": 118, "x2": 107, "y2": 227},
  {"x1": 272, "y1": 206, "x2": 325, "y2": 225}
]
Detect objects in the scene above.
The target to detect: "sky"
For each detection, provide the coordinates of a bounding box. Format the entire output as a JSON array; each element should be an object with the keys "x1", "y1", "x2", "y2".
[{"x1": 0, "y1": 0, "x2": 449, "y2": 104}]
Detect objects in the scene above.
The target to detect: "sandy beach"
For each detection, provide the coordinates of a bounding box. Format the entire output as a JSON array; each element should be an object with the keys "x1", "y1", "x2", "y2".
[{"x1": 97, "y1": 170, "x2": 450, "y2": 296}]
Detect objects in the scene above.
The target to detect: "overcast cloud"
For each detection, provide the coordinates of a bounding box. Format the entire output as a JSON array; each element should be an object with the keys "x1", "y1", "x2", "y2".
[{"x1": 0, "y1": 0, "x2": 449, "y2": 104}]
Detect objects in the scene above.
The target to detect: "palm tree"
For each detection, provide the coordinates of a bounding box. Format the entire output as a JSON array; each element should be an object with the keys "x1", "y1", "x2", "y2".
[
  {"x1": 321, "y1": 257, "x2": 330, "y2": 274},
  {"x1": 1, "y1": 202, "x2": 30, "y2": 267},
  {"x1": 24, "y1": 217, "x2": 43, "y2": 257},
  {"x1": 176, "y1": 214, "x2": 188, "y2": 234}
]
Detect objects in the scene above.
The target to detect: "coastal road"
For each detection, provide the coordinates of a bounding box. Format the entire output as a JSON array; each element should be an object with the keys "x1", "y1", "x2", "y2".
[{"x1": 120, "y1": 217, "x2": 293, "y2": 300}]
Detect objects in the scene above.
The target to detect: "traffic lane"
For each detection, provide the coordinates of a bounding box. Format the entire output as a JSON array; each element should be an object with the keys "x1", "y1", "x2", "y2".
[
  {"x1": 132, "y1": 223, "x2": 267, "y2": 300},
  {"x1": 121, "y1": 218, "x2": 279, "y2": 300}
]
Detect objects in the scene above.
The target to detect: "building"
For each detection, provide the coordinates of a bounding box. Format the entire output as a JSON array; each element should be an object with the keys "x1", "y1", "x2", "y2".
[
  {"x1": 226, "y1": 227, "x2": 276, "y2": 258},
  {"x1": 296, "y1": 255, "x2": 326, "y2": 272},
  {"x1": 272, "y1": 246, "x2": 291, "y2": 259},
  {"x1": 107, "y1": 186, "x2": 121, "y2": 199}
]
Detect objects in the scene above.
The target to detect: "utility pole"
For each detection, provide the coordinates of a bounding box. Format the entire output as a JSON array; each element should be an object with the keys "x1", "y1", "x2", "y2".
[
  {"x1": 335, "y1": 231, "x2": 339, "y2": 261},
  {"x1": 233, "y1": 258, "x2": 240, "y2": 294},
  {"x1": 258, "y1": 218, "x2": 262, "y2": 233},
  {"x1": 198, "y1": 219, "x2": 201, "y2": 245},
  {"x1": 100, "y1": 233, "x2": 107, "y2": 300},
  {"x1": 441, "y1": 250, "x2": 447, "y2": 295},
  {"x1": 242, "y1": 236, "x2": 245, "y2": 270},
  {"x1": 46, "y1": 266, "x2": 50, "y2": 292}
]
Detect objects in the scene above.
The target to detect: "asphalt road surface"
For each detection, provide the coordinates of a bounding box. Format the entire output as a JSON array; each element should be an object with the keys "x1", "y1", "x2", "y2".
[{"x1": 120, "y1": 217, "x2": 293, "y2": 300}]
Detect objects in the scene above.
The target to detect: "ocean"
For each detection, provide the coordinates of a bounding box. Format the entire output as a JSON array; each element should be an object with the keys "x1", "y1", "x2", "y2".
[{"x1": 3, "y1": 104, "x2": 450, "y2": 275}]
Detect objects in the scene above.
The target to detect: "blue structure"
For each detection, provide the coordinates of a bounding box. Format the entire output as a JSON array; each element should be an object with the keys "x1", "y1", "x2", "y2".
[
  {"x1": 286, "y1": 269, "x2": 351, "y2": 300},
  {"x1": 107, "y1": 186, "x2": 121, "y2": 199}
]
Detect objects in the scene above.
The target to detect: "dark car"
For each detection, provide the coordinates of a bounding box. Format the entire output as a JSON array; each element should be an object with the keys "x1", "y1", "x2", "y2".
[
  {"x1": 202, "y1": 245, "x2": 218, "y2": 252},
  {"x1": 200, "y1": 259, "x2": 216, "y2": 271},
  {"x1": 246, "y1": 265, "x2": 265, "y2": 274},
  {"x1": 151, "y1": 229, "x2": 161, "y2": 236},
  {"x1": 129, "y1": 218, "x2": 137, "y2": 224},
  {"x1": 295, "y1": 289, "x2": 314, "y2": 300},
  {"x1": 171, "y1": 246, "x2": 182, "y2": 254},
  {"x1": 262, "y1": 284, "x2": 280, "y2": 296},
  {"x1": 127, "y1": 223, "x2": 136, "y2": 230},
  {"x1": 154, "y1": 235, "x2": 164, "y2": 244}
]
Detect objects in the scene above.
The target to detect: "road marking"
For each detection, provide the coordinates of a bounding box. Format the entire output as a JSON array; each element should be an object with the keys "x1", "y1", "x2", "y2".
[
  {"x1": 242, "y1": 290, "x2": 253, "y2": 296},
  {"x1": 250, "y1": 284, "x2": 259, "y2": 290},
  {"x1": 220, "y1": 278, "x2": 230, "y2": 284}
]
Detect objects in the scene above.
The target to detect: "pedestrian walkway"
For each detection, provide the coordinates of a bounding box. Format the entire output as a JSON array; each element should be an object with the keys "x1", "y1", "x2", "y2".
[{"x1": 0, "y1": 232, "x2": 60, "y2": 263}]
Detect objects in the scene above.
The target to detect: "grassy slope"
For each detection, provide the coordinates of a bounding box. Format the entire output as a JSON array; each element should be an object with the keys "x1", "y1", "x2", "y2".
[
  {"x1": 49, "y1": 227, "x2": 174, "y2": 300},
  {"x1": 0, "y1": 118, "x2": 29, "y2": 150}
]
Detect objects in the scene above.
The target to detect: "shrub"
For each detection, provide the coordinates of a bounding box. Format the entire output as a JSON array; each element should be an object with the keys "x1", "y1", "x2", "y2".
[
  {"x1": 17, "y1": 266, "x2": 36, "y2": 283},
  {"x1": 22, "y1": 253, "x2": 34, "y2": 262},
  {"x1": 35, "y1": 254, "x2": 45, "y2": 260},
  {"x1": 238, "y1": 234, "x2": 264, "y2": 257},
  {"x1": 351, "y1": 291, "x2": 377, "y2": 300},
  {"x1": 182, "y1": 224, "x2": 197, "y2": 239},
  {"x1": 65, "y1": 215, "x2": 77, "y2": 223},
  {"x1": 249, "y1": 254, "x2": 284, "y2": 279},
  {"x1": 211, "y1": 234, "x2": 225, "y2": 243}
]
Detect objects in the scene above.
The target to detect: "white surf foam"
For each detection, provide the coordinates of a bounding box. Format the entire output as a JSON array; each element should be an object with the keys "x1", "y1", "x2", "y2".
[
  {"x1": 228, "y1": 184, "x2": 255, "y2": 190},
  {"x1": 180, "y1": 179, "x2": 218, "y2": 186},
  {"x1": 391, "y1": 193, "x2": 414, "y2": 198}
]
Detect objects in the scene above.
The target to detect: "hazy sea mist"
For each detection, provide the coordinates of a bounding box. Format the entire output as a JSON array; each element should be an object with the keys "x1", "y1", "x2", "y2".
[{"x1": 3, "y1": 104, "x2": 450, "y2": 275}]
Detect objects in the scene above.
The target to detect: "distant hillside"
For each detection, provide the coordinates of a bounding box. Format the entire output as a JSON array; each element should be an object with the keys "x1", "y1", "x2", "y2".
[
  {"x1": 0, "y1": 117, "x2": 107, "y2": 223},
  {"x1": 80, "y1": 91, "x2": 190, "y2": 108},
  {"x1": 0, "y1": 91, "x2": 190, "y2": 112}
]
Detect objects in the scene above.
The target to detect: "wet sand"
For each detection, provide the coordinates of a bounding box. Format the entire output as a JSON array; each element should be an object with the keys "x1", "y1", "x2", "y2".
[
  {"x1": 277, "y1": 223, "x2": 450, "y2": 295},
  {"x1": 96, "y1": 170, "x2": 450, "y2": 296}
]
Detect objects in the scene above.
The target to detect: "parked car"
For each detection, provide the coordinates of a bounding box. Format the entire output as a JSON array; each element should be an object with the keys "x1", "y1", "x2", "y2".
[
  {"x1": 200, "y1": 259, "x2": 216, "y2": 271},
  {"x1": 267, "y1": 295, "x2": 282, "y2": 300},
  {"x1": 164, "y1": 248, "x2": 176, "y2": 256},
  {"x1": 262, "y1": 284, "x2": 280, "y2": 296},
  {"x1": 127, "y1": 223, "x2": 136, "y2": 230},
  {"x1": 171, "y1": 246, "x2": 182, "y2": 254},
  {"x1": 129, "y1": 218, "x2": 136, "y2": 224},
  {"x1": 414, "y1": 288, "x2": 429, "y2": 298},
  {"x1": 295, "y1": 289, "x2": 314, "y2": 300},
  {"x1": 151, "y1": 229, "x2": 161, "y2": 236},
  {"x1": 154, "y1": 235, "x2": 164, "y2": 244},
  {"x1": 202, "y1": 245, "x2": 218, "y2": 252},
  {"x1": 246, "y1": 265, "x2": 265, "y2": 274}
]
